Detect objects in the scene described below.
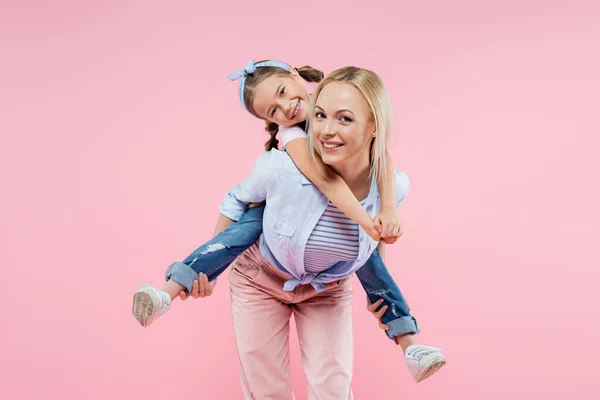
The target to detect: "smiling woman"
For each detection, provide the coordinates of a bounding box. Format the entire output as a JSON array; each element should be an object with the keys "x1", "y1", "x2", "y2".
[
  {"x1": 131, "y1": 62, "x2": 445, "y2": 399},
  {"x1": 309, "y1": 67, "x2": 392, "y2": 187},
  {"x1": 212, "y1": 66, "x2": 446, "y2": 398}
]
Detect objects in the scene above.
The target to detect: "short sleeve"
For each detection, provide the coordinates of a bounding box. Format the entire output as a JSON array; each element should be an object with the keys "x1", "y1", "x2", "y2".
[{"x1": 278, "y1": 125, "x2": 308, "y2": 149}]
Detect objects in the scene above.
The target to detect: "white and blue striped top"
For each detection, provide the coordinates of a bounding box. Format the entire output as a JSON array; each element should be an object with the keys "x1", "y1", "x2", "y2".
[{"x1": 304, "y1": 201, "x2": 360, "y2": 273}]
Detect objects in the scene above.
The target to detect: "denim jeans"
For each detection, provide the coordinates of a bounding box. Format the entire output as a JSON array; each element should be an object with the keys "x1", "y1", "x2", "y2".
[
  {"x1": 165, "y1": 204, "x2": 418, "y2": 340},
  {"x1": 165, "y1": 205, "x2": 265, "y2": 290},
  {"x1": 356, "y1": 249, "x2": 419, "y2": 339}
]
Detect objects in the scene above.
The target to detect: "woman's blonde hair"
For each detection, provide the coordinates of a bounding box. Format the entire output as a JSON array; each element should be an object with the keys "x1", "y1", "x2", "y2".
[{"x1": 308, "y1": 66, "x2": 393, "y2": 183}]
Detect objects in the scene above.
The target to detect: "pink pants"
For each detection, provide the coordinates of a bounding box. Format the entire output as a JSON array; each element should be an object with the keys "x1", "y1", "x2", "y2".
[{"x1": 229, "y1": 243, "x2": 355, "y2": 400}]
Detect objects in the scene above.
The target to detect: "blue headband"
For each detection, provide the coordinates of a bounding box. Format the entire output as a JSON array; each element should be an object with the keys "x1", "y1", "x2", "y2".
[{"x1": 228, "y1": 59, "x2": 292, "y2": 111}]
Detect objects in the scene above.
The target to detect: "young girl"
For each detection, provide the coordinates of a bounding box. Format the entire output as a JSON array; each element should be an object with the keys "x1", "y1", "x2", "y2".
[{"x1": 132, "y1": 60, "x2": 445, "y2": 382}]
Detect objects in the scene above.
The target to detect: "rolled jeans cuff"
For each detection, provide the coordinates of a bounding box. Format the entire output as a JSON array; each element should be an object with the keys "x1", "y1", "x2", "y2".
[
  {"x1": 385, "y1": 316, "x2": 420, "y2": 340},
  {"x1": 165, "y1": 262, "x2": 198, "y2": 293}
]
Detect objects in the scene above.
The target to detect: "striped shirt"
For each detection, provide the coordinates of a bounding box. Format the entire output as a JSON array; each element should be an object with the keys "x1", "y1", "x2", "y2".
[{"x1": 304, "y1": 201, "x2": 360, "y2": 274}]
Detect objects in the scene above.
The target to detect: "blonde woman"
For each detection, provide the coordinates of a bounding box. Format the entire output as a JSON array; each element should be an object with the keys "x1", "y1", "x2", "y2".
[{"x1": 217, "y1": 67, "x2": 446, "y2": 399}]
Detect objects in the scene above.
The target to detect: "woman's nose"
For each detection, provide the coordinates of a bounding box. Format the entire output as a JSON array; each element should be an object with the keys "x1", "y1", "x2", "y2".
[{"x1": 322, "y1": 119, "x2": 335, "y2": 136}]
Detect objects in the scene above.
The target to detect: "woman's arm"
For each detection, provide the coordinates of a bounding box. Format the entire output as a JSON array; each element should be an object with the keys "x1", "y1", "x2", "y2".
[
  {"x1": 376, "y1": 241, "x2": 411, "y2": 314},
  {"x1": 286, "y1": 138, "x2": 380, "y2": 241},
  {"x1": 213, "y1": 213, "x2": 236, "y2": 237},
  {"x1": 374, "y1": 152, "x2": 403, "y2": 244},
  {"x1": 180, "y1": 158, "x2": 270, "y2": 301},
  {"x1": 219, "y1": 151, "x2": 272, "y2": 222},
  {"x1": 377, "y1": 241, "x2": 386, "y2": 262},
  {"x1": 178, "y1": 213, "x2": 234, "y2": 300}
]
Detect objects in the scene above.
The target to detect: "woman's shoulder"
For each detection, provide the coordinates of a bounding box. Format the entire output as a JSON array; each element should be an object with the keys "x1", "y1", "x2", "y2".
[
  {"x1": 257, "y1": 148, "x2": 298, "y2": 171},
  {"x1": 395, "y1": 169, "x2": 410, "y2": 188},
  {"x1": 394, "y1": 169, "x2": 410, "y2": 206}
]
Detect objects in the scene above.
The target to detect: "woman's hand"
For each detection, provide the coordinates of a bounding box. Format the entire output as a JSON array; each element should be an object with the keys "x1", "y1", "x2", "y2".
[
  {"x1": 373, "y1": 211, "x2": 403, "y2": 244},
  {"x1": 367, "y1": 296, "x2": 412, "y2": 346},
  {"x1": 179, "y1": 273, "x2": 217, "y2": 300},
  {"x1": 366, "y1": 297, "x2": 391, "y2": 331}
]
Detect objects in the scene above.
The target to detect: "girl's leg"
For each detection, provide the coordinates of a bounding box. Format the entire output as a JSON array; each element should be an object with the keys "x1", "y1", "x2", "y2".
[
  {"x1": 355, "y1": 249, "x2": 418, "y2": 342},
  {"x1": 355, "y1": 250, "x2": 446, "y2": 382},
  {"x1": 164, "y1": 204, "x2": 265, "y2": 296},
  {"x1": 132, "y1": 205, "x2": 264, "y2": 327}
]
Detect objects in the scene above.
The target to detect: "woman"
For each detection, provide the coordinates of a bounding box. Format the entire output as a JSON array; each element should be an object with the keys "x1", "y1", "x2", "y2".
[{"x1": 217, "y1": 66, "x2": 445, "y2": 399}]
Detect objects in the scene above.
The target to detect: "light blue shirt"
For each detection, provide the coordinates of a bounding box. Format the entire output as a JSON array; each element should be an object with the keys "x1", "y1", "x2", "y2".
[{"x1": 219, "y1": 149, "x2": 410, "y2": 292}]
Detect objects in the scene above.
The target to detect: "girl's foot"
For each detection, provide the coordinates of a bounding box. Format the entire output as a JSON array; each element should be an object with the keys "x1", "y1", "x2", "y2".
[
  {"x1": 404, "y1": 345, "x2": 446, "y2": 382},
  {"x1": 132, "y1": 285, "x2": 171, "y2": 327}
]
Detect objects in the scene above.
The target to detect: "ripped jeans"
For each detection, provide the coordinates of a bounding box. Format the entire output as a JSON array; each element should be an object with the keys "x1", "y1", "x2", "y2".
[{"x1": 165, "y1": 204, "x2": 418, "y2": 340}]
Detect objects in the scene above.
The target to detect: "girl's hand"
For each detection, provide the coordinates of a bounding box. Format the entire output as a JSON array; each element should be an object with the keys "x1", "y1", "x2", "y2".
[
  {"x1": 373, "y1": 211, "x2": 403, "y2": 244},
  {"x1": 179, "y1": 273, "x2": 217, "y2": 300},
  {"x1": 364, "y1": 225, "x2": 382, "y2": 242}
]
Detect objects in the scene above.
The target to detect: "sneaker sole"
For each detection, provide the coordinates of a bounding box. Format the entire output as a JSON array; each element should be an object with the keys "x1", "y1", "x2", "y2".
[
  {"x1": 416, "y1": 356, "x2": 446, "y2": 383},
  {"x1": 132, "y1": 291, "x2": 155, "y2": 327}
]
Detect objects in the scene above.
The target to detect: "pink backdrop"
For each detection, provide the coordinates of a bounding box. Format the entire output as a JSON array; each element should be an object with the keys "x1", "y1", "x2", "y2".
[{"x1": 1, "y1": 1, "x2": 599, "y2": 399}]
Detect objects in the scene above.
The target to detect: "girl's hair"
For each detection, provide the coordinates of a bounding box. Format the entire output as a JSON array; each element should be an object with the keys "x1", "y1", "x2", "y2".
[
  {"x1": 241, "y1": 61, "x2": 324, "y2": 151},
  {"x1": 308, "y1": 67, "x2": 393, "y2": 183}
]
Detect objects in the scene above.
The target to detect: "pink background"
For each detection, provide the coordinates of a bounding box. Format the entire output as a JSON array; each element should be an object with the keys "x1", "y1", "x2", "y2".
[{"x1": 1, "y1": 1, "x2": 599, "y2": 399}]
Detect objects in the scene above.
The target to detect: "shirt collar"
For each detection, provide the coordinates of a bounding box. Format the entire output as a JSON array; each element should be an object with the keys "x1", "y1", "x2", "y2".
[{"x1": 302, "y1": 169, "x2": 379, "y2": 206}]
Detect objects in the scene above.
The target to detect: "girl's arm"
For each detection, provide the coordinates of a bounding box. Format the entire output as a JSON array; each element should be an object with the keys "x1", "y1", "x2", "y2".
[
  {"x1": 374, "y1": 152, "x2": 403, "y2": 244},
  {"x1": 286, "y1": 138, "x2": 380, "y2": 241}
]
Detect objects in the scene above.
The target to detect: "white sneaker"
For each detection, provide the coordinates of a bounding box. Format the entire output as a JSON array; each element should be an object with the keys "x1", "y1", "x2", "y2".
[
  {"x1": 405, "y1": 345, "x2": 446, "y2": 383},
  {"x1": 132, "y1": 285, "x2": 171, "y2": 327}
]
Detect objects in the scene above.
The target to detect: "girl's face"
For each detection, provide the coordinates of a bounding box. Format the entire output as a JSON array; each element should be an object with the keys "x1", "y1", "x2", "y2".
[
  {"x1": 251, "y1": 70, "x2": 311, "y2": 127},
  {"x1": 311, "y1": 82, "x2": 376, "y2": 168}
]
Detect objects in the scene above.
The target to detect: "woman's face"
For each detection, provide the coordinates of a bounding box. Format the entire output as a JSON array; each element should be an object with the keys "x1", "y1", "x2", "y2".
[
  {"x1": 251, "y1": 70, "x2": 311, "y2": 127},
  {"x1": 311, "y1": 82, "x2": 375, "y2": 167}
]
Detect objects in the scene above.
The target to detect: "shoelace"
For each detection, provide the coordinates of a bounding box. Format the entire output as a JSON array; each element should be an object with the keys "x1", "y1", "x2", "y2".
[
  {"x1": 139, "y1": 284, "x2": 170, "y2": 307},
  {"x1": 408, "y1": 346, "x2": 441, "y2": 359}
]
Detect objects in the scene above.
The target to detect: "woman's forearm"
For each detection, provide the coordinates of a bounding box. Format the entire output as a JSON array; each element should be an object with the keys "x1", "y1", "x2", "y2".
[
  {"x1": 377, "y1": 242, "x2": 386, "y2": 263},
  {"x1": 213, "y1": 213, "x2": 236, "y2": 237}
]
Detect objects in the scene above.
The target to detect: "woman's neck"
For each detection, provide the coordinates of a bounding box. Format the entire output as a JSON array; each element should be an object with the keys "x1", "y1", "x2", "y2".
[{"x1": 330, "y1": 154, "x2": 371, "y2": 200}]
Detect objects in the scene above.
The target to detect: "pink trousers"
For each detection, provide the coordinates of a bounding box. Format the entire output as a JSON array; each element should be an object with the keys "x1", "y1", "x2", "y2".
[{"x1": 229, "y1": 243, "x2": 355, "y2": 400}]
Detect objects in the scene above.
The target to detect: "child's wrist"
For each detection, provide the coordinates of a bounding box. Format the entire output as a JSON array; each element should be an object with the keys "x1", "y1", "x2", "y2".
[{"x1": 360, "y1": 220, "x2": 375, "y2": 231}]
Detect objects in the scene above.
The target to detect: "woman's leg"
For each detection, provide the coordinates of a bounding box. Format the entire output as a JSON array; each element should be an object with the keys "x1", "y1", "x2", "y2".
[
  {"x1": 229, "y1": 245, "x2": 295, "y2": 400},
  {"x1": 294, "y1": 278, "x2": 354, "y2": 400}
]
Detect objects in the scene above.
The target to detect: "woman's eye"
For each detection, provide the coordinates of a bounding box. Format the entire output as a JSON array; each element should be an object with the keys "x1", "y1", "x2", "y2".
[
  {"x1": 340, "y1": 116, "x2": 353, "y2": 123},
  {"x1": 280, "y1": 87, "x2": 285, "y2": 96},
  {"x1": 315, "y1": 112, "x2": 325, "y2": 119},
  {"x1": 271, "y1": 107, "x2": 277, "y2": 117}
]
